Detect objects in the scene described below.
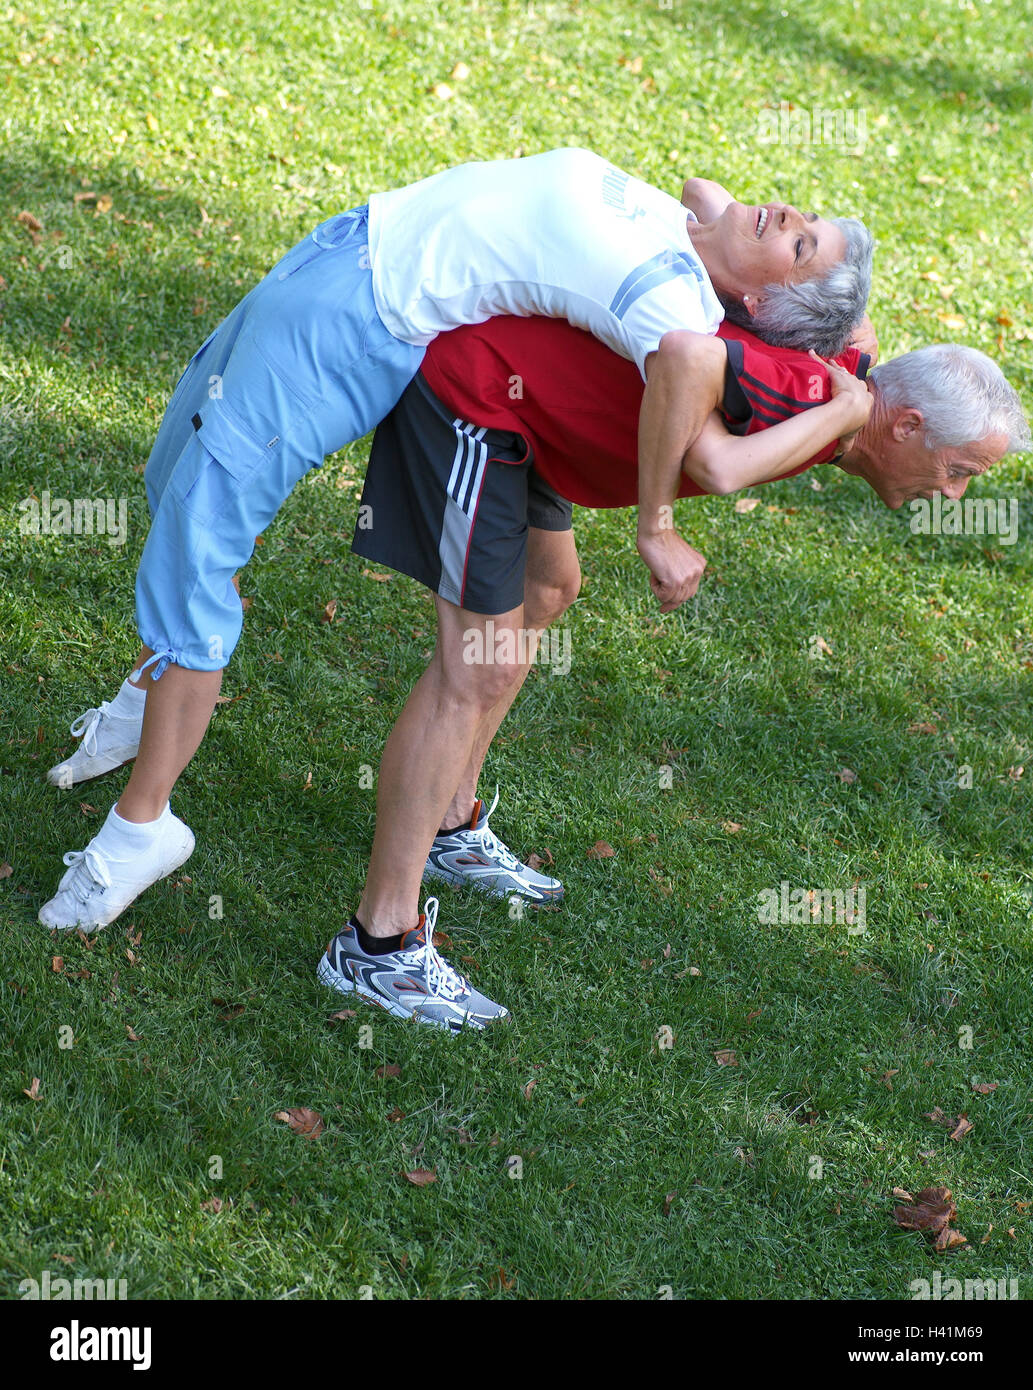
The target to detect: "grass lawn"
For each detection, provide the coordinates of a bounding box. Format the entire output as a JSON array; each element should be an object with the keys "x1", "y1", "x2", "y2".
[{"x1": 1, "y1": 0, "x2": 1031, "y2": 1300}]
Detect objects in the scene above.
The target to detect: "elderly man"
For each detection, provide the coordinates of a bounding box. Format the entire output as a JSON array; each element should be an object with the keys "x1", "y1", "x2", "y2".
[{"x1": 41, "y1": 300, "x2": 1028, "y2": 1031}]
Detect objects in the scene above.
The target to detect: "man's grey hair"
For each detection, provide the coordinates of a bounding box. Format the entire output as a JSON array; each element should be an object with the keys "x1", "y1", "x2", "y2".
[
  {"x1": 870, "y1": 344, "x2": 1031, "y2": 452},
  {"x1": 718, "y1": 216, "x2": 874, "y2": 357}
]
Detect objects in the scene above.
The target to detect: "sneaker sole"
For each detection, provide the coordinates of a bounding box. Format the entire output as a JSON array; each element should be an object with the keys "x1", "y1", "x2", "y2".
[
  {"x1": 38, "y1": 826, "x2": 195, "y2": 930},
  {"x1": 422, "y1": 862, "x2": 564, "y2": 903},
  {"x1": 46, "y1": 751, "x2": 140, "y2": 787}
]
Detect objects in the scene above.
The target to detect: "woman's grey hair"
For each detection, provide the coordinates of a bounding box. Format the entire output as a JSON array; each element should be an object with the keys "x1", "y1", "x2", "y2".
[
  {"x1": 869, "y1": 344, "x2": 1031, "y2": 452},
  {"x1": 719, "y1": 216, "x2": 874, "y2": 357}
]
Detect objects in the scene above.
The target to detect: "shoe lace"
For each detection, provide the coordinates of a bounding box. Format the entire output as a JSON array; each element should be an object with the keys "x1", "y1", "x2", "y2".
[
  {"x1": 69, "y1": 703, "x2": 112, "y2": 758},
  {"x1": 411, "y1": 898, "x2": 469, "y2": 1001},
  {"x1": 60, "y1": 845, "x2": 113, "y2": 902},
  {"x1": 467, "y1": 787, "x2": 521, "y2": 871}
]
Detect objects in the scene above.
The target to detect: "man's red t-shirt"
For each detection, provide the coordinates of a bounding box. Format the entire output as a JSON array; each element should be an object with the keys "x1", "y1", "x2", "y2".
[{"x1": 419, "y1": 316, "x2": 870, "y2": 508}]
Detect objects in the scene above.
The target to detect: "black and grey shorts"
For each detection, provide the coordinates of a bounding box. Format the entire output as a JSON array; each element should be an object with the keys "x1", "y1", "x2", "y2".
[{"x1": 351, "y1": 371, "x2": 572, "y2": 615}]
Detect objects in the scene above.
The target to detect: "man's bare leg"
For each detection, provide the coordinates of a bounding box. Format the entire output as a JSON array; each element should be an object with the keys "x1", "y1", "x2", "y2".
[
  {"x1": 355, "y1": 598, "x2": 529, "y2": 937},
  {"x1": 438, "y1": 528, "x2": 581, "y2": 830}
]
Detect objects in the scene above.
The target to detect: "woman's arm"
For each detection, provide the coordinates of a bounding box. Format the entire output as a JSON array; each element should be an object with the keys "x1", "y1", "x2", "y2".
[{"x1": 682, "y1": 357, "x2": 872, "y2": 495}]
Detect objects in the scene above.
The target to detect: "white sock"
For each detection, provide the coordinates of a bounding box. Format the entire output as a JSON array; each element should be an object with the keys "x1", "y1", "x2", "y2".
[
  {"x1": 96, "y1": 802, "x2": 171, "y2": 855},
  {"x1": 107, "y1": 675, "x2": 148, "y2": 720}
]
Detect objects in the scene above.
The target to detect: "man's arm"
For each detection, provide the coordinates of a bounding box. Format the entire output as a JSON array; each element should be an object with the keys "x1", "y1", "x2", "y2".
[
  {"x1": 680, "y1": 177, "x2": 736, "y2": 221},
  {"x1": 636, "y1": 331, "x2": 726, "y2": 612}
]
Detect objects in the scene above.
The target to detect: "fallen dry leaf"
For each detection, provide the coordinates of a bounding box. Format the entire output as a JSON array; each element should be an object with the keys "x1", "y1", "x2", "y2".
[
  {"x1": 909, "y1": 721, "x2": 939, "y2": 735},
  {"x1": 0, "y1": 862, "x2": 12, "y2": 879},
  {"x1": 403, "y1": 1168, "x2": 437, "y2": 1186},
  {"x1": 200, "y1": 1196, "x2": 231, "y2": 1213},
  {"x1": 662, "y1": 1191, "x2": 677, "y2": 1217},
  {"x1": 734, "y1": 497, "x2": 760, "y2": 514},
  {"x1": 949, "y1": 1115, "x2": 974, "y2": 1142},
  {"x1": 714, "y1": 1049, "x2": 738, "y2": 1067},
  {"x1": 376, "y1": 1063, "x2": 401, "y2": 1079},
  {"x1": 522, "y1": 1078, "x2": 538, "y2": 1100},
  {"x1": 893, "y1": 1186, "x2": 966, "y2": 1250},
  {"x1": 526, "y1": 848, "x2": 554, "y2": 871},
  {"x1": 971, "y1": 1081, "x2": 998, "y2": 1095},
  {"x1": 16, "y1": 210, "x2": 43, "y2": 232},
  {"x1": 23, "y1": 1077, "x2": 41, "y2": 1100},
  {"x1": 837, "y1": 767, "x2": 857, "y2": 783},
  {"x1": 125, "y1": 1024, "x2": 141, "y2": 1041},
  {"x1": 721, "y1": 821, "x2": 743, "y2": 834},
  {"x1": 275, "y1": 1107, "x2": 324, "y2": 1138},
  {"x1": 386, "y1": 1107, "x2": 406, "y2": 1122},
  {"x1": 328, "y1": 1009, "x2": 356, "y2": 1022},
  {"x1": 587, "y1": 840, "x2": 615, "y2": 859},
  {"x1": 51, "y1": 956, "x2": 64, "y2": 973},
  {"x1": 321, "y1": 599, "x2": 338, "y2": 623}
]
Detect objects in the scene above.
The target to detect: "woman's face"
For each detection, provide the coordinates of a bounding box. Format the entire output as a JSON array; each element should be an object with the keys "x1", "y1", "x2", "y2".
[{"x1": 706, "y1": 201, "x2": 847, "y2": 297}]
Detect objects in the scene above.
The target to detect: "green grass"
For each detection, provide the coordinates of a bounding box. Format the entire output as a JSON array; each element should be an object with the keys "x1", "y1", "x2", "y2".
[{"x1": 1, "y1": 0, "x2": 1031, "y2": 1300}]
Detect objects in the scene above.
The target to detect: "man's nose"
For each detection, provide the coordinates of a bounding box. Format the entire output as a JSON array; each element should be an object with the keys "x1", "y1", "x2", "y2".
[{"x1": 941, "y1": 477, "x2": 969, "y2": 500}]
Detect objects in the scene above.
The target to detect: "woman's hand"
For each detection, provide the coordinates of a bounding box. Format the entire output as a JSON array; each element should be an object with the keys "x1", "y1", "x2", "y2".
[{"x1": 810, "y1": 350, "x2": 872, "y2": 450}]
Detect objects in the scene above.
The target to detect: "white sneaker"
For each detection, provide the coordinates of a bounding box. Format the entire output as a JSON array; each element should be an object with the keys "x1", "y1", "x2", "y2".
[
  {"x1": 38, "y1": 807, "x2": 195, "y2": 930},
  {"x1": 47, "y1": 700, "x2": 143, "y2": 788}
]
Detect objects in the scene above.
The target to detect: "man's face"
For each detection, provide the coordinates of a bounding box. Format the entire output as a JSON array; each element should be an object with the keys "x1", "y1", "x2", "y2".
[
  {"x1": 709, "y1": 201, "x2": 847, "y2": 297},
  {"x1": 855, "y1": 412, "x2": 1010, "y2": 510}
]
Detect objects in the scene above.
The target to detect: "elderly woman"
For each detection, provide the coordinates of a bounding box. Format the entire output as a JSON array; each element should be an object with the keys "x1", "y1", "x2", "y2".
[{"x1": 38, "y1": 147, "x2": 872, "y2": 1029}]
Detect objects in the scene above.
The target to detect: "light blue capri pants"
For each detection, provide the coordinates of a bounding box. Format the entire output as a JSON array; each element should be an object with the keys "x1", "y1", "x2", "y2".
[{"x1": 134, "y1": 204, "x2": 425, "y2": 679}]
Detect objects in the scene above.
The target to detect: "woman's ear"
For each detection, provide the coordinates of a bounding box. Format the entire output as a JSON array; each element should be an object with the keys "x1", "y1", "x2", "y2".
[{"x1": 741, "y1": 293, "x2": 766, "y2": 319}]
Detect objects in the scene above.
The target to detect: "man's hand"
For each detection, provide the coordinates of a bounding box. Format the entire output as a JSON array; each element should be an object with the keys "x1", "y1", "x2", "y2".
[
  {"x1": 636, "y1": 529, "x2": 707, "y2": 613},
  {"x1": 848, "y1": 313, "x2": 879, "y2": 364}
]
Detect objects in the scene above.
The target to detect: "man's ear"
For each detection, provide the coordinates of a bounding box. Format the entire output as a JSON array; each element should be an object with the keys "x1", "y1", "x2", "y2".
[{"x1": 891, "y1": 408, "x2": 924, "y2": 441}]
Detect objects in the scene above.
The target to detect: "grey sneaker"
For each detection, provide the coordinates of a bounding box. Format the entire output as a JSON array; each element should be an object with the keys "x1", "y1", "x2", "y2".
[
  {"x1": 47, "y1": 700, "x2": 143, "y2": 788},
  {"x1": 423, "y1": 789, "x2": 563, "y2": 903},
  {"x1": 317, "y1": 898, "x2": 510, "y2": 1033}
]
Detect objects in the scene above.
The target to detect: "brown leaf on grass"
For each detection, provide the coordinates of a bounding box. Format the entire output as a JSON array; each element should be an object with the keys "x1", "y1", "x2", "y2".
[
  {"x1": 881, "y1": 1069, "x2": 899, "y2": 1089},
  {"x1": 526, "y1": 847, "x2": 554, "y2": 871},
  {"x1": 328, "y1": 1009, "x2": 356, "y2": 1022},
  {"x1": 714, "y1": 1049, "x2": 738, "y2": 1067},
  {"x1": 892, "y1": 1187, "x2": 915, "y2": 1202},
  {"x1": 275, "y1": 1107, "x2": 324, "y2": 1138},
  {"x1": 432, "y1": 930, "x2": 453, "y2": 951},
  {"x1": 662, "y1": 1191, "x2": 677, "y2": 1217},
  {"x1": 361, "y1": 568, "x2": 392, "y2": 582},
  {"x1": 375, "y1": 1063, "x2": 401, "y2": 1079},
  {"x1": 125, "y1": 1024, "x2": 141, "y2": 1041},
  {"x1": 16, "y1": 210, "x2": 43, "y2": 232},
  {"x1": 95, "y1": 195, "x2": 113, "y2": 214},
  {"x1": 492, "y1": 1266, "x2": 517, "y2": 1292},
  {"x1": 522, "y1": 1078, "x2": 538, "y2": 1100},
  {"x1": 949, "y1": 1115, "x2": 974, "y2": 1141},
  {"x1": 403, "y1": 1168, "x2": 437, "y2": 1186},
  {"x1": 200, "y1": 1196, "x2": 231, "y2": 1213},
  {"x1": 909, "y1": 721, "x2": 939, "y2": 735},
  {"x1": 587, "y1": 840, "x2": 615, "y2": 859},
  {"x1": 213, "y1": 999, "x2": 245, "y2": 1021},
  {"x1": 971, "y1": 1081, "x2": 998, "y2": 1095},
  {"x1": 0, "y1": 862, "x2": 12, "y2": 880},
  {"x1": 239, "y1": 594, "x2": 253, "y2": 612},
  {"x1": 924, "y1": 1106, "x2": 951, "y2": 1126},
  {"x1": 893, "y1": 1186, "x2": 965, "y2": 1250},
  {"x1": 734, "y1": 497, "x2": 760, "y2": 514},
  {"x1": 51, "y1": 956, "x2": 64, "y2": 972},
  {"x1": 837, "y1": 767, "x2": 857, "y2": 784},
  {"x1": 320, "y1": 598, "x2": 338, "y2": 623},
  {"x1": 386, "y1": 1107, "x2": 406, "y2": 1122},
  {"x1": 721, "y1": 820, "x2": 743, "y2": 834},
  {"x1": 23, "y1": 1077, "x2": 41, "y2": 1100}
]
